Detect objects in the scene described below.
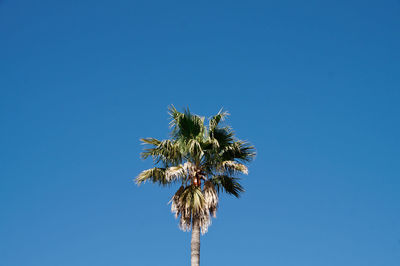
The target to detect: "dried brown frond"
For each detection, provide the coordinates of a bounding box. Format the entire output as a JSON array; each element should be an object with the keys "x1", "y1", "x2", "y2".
[
  {"x1": 217, "y1": 160, "x2": 248, "y2": 175},
  {"x1": 203, "y1": 180, "x2": 218, "y2": 218}
]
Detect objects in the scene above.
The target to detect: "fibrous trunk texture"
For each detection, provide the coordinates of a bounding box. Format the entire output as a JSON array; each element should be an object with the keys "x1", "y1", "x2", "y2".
[{"x1": 191, "y1": 217, "x2": 200, "y2": 266}]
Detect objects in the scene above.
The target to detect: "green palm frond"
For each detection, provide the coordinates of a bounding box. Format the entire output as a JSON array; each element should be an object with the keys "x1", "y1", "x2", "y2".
[
  {"x1": 209, "y1": 109, "x2": 229, "y2": 132},
  {"x1": 220, "y1": 140, "x2": 256, "y2": 162},
  {"x1": 206, "y1": 137, "x2": 220, "y2": 150},
  {"x1": 168, "y1": 105, "x2": 206, "y2": 141},
  {"x1": 136, "y1": 167, "x2": 167, "y2": 185},
  {"x1": 140, "y1": 138, "x2": 183, "y2": 165},
  {"x1": 209, "y1": 126, "x2": 235, "y2": 148},
  {"x1": 210, "y1": 175, "x2": 245, "y2": 198},
  {"x1": 187, "y1": 139, "x2": 204, "y2": 162},
  {"x1": 168, "y1": 105, "x2": 183, "y2": 129},
  {"x1": 140, "y1": 137, "x2": 161, "y2": 146}
]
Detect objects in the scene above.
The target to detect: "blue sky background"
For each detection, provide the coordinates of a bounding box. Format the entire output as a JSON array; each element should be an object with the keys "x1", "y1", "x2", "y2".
[{"x1": 1, "y1": 0, "x2": 399, "y2": 265}]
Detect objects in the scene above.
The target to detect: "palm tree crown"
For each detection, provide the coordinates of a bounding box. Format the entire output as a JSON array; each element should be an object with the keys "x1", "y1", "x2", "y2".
[{"x1": 136, "y1": 105, "x2": 256, "y2": 234}]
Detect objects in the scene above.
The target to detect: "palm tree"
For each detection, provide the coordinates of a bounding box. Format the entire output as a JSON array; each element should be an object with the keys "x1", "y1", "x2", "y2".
[{"x1": 136, "y1": 105, "x2": 255, "y2": 266}]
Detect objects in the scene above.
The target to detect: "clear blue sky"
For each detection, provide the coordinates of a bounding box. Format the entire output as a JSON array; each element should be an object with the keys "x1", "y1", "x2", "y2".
[{"x1": 1, "y1": 0, "x2": 399, "y2": 265}]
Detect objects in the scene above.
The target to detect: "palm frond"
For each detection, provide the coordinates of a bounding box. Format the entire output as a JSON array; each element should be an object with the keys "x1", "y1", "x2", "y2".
[
  {"x1": 140, "y1": 137, "x2": 161, "y2": 146},
  {"x1": 207, "y1": 137, "x2": 220, "y2": 149},
  {"x1": 181, "y1": 185, "x2": 205, "y2": 213},
  {"x1": 141, "y1": 139, "x2": 183, "y2": 165},
  {"x1": 203, "y1": 180, "x2": 218, "y2": 218},
  {"x1": 216, "y1": 160, "x2": 248, "y2": 175},
  {"x1": 165, "y1": 164, "x2": 187, "y2": 182},
  {"x1": 135, "y1": 167, "x2": 168, "y2": 185},
  {"x1": 211, "y1": 175, "x2": 245, "y2": 198},
  {"x1": 170, "y1": 185, "x2": 208, "y2": 232},
  {"x1": 169, "y1": 106, "x2": 206, "y2": 141},
  {"x1": 187, "y1": 139, "x2": 204, "y2": 162},
  {"x1": 209, "y1": 109, "x2": 229, "y2": 132},
  {"x1": 210, "y1": 126, "x2": 235, "y2": 148},
  {"x1": 220, "y1": 140, "x2": 256, "y2": 162},
  {"x1": 168, "y1": 105, "x2": 183, "y2": 129},
  {"x1": 170, "y1": 186, "x2": 185, "y2": 218}
]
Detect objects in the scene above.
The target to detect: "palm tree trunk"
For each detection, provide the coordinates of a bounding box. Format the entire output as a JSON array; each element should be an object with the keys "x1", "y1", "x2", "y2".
[{"x1": 191, "y1": 216, "x2": 200, "y2": 266}]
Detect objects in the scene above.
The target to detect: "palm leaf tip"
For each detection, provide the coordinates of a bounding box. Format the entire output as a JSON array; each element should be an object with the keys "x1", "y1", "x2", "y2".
[
  {"x1": 209, "y1": 108, "x2": 230, "y2": 130},
  {"x1": 168, "y1": 105, "x2": 181, "y2": 126}
]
